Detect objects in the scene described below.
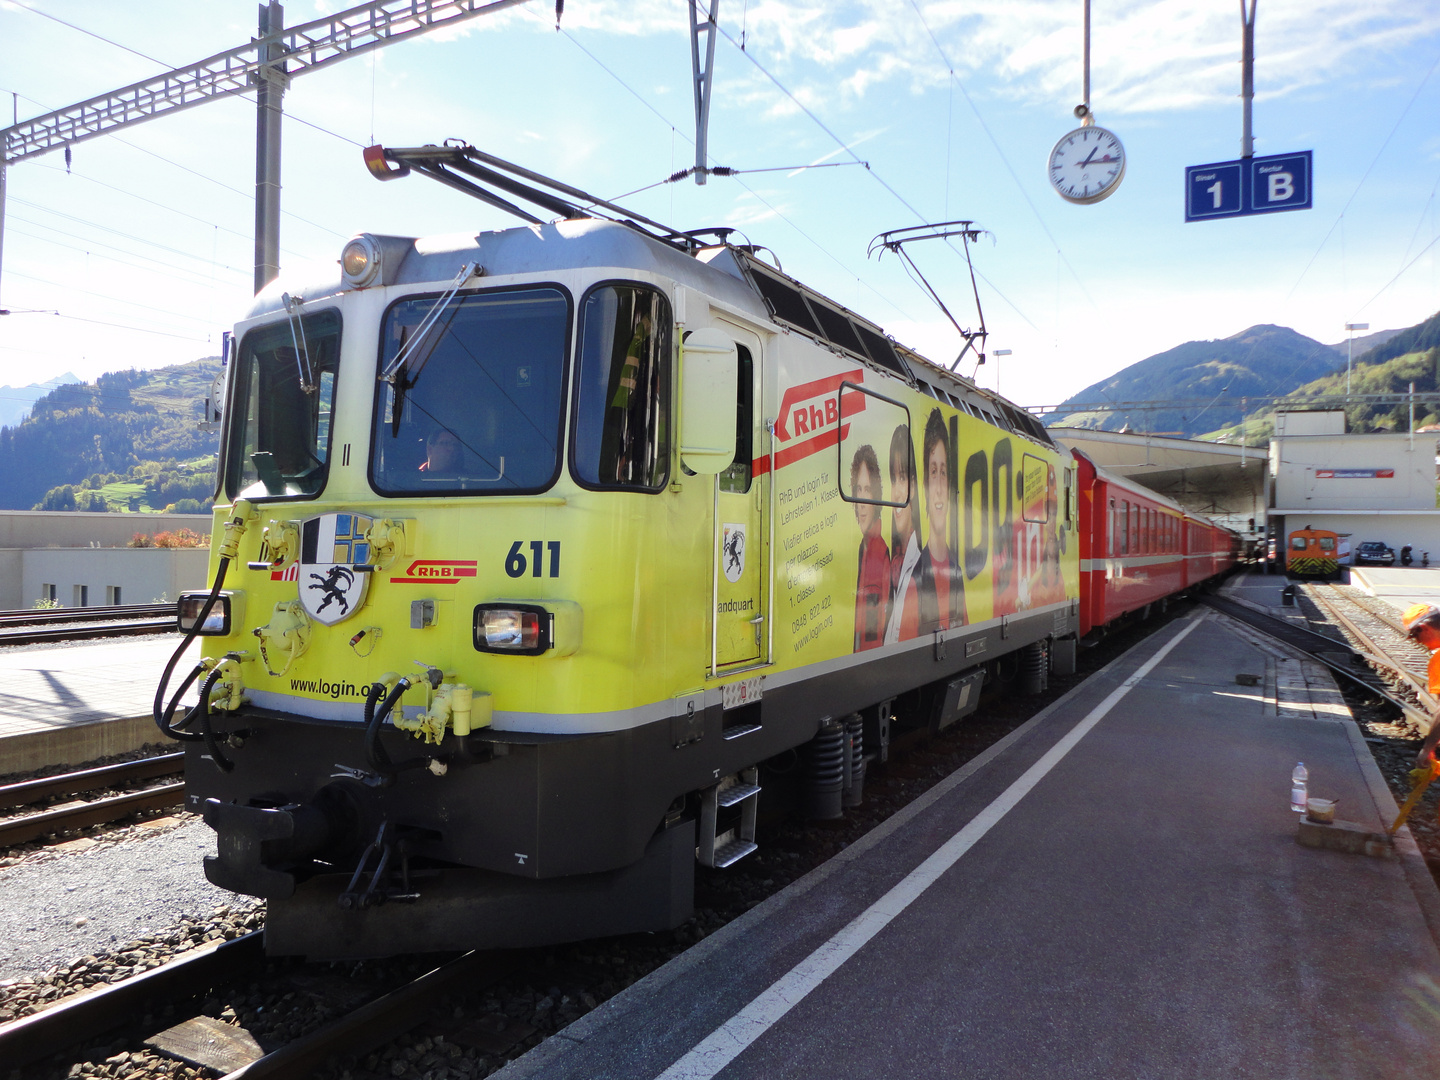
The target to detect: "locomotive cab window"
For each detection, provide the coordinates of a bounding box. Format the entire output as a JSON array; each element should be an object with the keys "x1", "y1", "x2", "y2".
[
  {"x1": 1291, "y1": 536, "x2": 1307, "y2": 550},
  {"x1": 226, "y1": 309, "x2": 341, "y2": 500},
  {"x1": 370, "y1": 286, "x2": 570, "y2": 496},
  {"x1": 1318, "y1": 537, "x2": 1336, "y2": 551},
  {"x1": 573, "y1": 284, "x2": 672, "y2": 491}
]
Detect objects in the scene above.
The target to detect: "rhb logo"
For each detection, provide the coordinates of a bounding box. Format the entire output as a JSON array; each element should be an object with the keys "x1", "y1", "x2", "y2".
[
  {"x1": 390, "y1": 559, "x2": 478, "y2": 584},
  {"x1": 766, "y1": 370, "x2": 868, "y2": 473},
  {"x1": 774, "y1": 369, "x2": 866, "y2": 442}
]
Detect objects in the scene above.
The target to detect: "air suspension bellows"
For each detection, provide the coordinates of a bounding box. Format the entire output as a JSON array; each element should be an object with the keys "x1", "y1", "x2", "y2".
[{"x1": 803, "y1": 718, "x2": 845, "y2": 820}]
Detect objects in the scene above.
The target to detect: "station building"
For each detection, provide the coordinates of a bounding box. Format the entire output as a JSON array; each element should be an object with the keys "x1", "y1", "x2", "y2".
[
  {"x1": 0, "y1": 511, "x2": 211, "y2": 610},
  {"x1": 1267, "y1": 408, "x2": 1440, "y2": 559}
]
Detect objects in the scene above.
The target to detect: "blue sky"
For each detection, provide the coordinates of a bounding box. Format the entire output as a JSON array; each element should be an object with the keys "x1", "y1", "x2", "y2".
[{"x1": 2, "y1": 0, "x2": 1439, "y2": 413}]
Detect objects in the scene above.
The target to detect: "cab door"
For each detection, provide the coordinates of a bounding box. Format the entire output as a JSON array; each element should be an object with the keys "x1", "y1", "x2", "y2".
[{"x1": 713, "y1": 323, "x2": 767, "y2": 670}]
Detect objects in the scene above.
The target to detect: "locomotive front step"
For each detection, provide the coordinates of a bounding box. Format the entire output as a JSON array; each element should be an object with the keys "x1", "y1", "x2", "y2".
[{"x1": 698, "y1": 769, "x2": 760, "y2": 868}]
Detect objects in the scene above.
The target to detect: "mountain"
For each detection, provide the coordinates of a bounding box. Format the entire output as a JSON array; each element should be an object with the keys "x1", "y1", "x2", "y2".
[
  {"x1": 1044, "y1": 325, "x2": 1346, "y2": 438},
  {"x1": 0, "y1": 358, "x2": 221, "y2": 511},
  {"x1": 1324, "y1": 327, "x2": 1403, "y2": 358},
  {"x1": 1345, "y1": 310, "x2": 1440, "y2": 369},
  {"x1": 0, "y1": 372, "x2": 81, "y2": 430},
  {"x1": 1204, "y1": 312, "x2": 1440, "y2": 443}
]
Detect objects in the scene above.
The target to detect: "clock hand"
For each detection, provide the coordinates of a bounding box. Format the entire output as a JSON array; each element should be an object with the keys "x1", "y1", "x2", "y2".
[{"x1": 1078, "y1": 147, "x2": 1100, "y2": 167}]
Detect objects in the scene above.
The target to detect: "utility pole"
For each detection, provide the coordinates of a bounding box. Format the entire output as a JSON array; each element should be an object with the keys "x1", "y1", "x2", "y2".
[
  {"x1": 1345, "y1": 321, "x2": 1368, "y2": 396},
  {"x1": 1240, "y1": 0, "x2": 1256, "y2": 158},
  {"x1": 689, "y1": 0, "x2": 719, "y2": 185},
  {"x1": 255, "y1": 2, "x2": 287, "y2": 293}
]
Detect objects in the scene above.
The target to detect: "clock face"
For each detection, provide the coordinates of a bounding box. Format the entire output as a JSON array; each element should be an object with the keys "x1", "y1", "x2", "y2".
[{"x1": 1048, "y1": 126, "x2": 1126, "y2": 205}]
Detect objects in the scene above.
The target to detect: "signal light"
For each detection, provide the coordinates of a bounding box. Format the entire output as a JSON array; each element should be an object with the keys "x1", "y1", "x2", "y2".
[{"x1": 340, "y1": 235, "x2": 381, "y2": 288}]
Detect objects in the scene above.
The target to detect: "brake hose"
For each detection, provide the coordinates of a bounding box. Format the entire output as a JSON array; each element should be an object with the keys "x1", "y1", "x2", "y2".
[
  {"x1": 152, "y1": 555, "x2": 230, "y2": 743},
  {"x1": 195, "y1": 665, "x2": 235, "y2": 772},
  {"x1": 153, "y1": 501, "x2": 251, "y2": 744},
  {"x1": 363, "y1": 678, "x2": 427, "y2": 781}
]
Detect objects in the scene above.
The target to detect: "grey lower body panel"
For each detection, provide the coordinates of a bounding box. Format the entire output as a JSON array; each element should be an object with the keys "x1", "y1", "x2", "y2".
[
  {"x1": 189, "y1": 605, "x2": 1076, "y2": 956},
  {"x1": 263, "y1": 821, "x2": 696, "y2": 960}
]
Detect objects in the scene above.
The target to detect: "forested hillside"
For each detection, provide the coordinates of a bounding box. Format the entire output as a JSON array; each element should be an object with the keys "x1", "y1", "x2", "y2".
[
  {"x1": 1206, "y1": 335, "x2": 1440, "y2": 444},
  {"x1": 1045, "y1": 325, "x2": 1344, "y2": 437},
  {"x1": 0, "y1": 358, "x2": 221, "y2": 512}
]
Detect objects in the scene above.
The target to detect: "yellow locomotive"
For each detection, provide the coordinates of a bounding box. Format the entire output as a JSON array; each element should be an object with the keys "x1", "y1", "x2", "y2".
[
  {"x1": 1285, "y1": 527, "x2": 1340, "y2": 580},
  {"x1": 160, "y1": 144, "x2": 1080, "y2": 958}
]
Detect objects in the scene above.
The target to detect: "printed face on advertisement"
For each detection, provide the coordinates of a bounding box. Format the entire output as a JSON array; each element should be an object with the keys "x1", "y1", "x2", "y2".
[
  {"x1": 927, "y1": 440, "x2": 948, "y2": 544},
  {"x1": 854, "y1": 461, "x2": 879, "y2": 535},
  {"x1": 891, "y1": 460, "x2": 911, "y2": 535}
]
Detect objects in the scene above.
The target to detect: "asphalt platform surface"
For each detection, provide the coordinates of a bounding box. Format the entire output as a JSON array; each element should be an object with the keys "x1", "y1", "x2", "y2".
[{"x1": 497, "y1": 604, "x2": 1440, "y2": 1080}]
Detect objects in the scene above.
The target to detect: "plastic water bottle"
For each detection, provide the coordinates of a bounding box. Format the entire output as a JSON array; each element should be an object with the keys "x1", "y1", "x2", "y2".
[{"x1": 1290, "y1": 762, "x2": 1309, "y2": 812}]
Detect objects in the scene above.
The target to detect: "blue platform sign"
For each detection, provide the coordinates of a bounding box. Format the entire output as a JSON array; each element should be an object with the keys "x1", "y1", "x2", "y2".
[{"x1": 1184, "y1": 150, "x2": 1312, "y2": 222}]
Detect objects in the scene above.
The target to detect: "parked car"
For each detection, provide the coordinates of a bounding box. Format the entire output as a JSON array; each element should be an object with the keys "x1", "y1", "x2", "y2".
[{"x1": 1355, "y1": 541, "x2": 1396, "y2": 566}]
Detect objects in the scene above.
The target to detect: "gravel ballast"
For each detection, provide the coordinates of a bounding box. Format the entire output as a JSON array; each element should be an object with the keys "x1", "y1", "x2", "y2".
[{"x1": 0, "y1": 818, "x2": 254, "y2": 983}]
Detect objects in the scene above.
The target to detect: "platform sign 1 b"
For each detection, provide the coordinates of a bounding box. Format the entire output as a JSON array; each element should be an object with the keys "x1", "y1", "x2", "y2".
[{"x1": 1184, "y1": 150, "x2": 1312, "y2": 222}]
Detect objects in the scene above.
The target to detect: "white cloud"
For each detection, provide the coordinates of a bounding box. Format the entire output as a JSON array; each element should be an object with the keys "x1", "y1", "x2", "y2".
[{"x1": 539, "y1": 0, "x2": 1440, "y2": 119}]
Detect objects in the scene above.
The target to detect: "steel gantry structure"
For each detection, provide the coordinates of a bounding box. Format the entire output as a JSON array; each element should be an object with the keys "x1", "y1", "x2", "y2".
[{"x1": 0, "y1": 0, "x2": 536, "y2": 303}]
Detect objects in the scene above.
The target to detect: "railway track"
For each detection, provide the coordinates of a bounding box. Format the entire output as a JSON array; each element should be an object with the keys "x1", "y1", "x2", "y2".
[
  {"x1": 0, "y1": 927, "x2": 521, "y2": 1078},
  {"x1": 1204, "y1": 586, "x2": 1436, "y2": 732},
  {"x1": 0, "y1": 602, "x2": 177, "y2": 646},
  {"x1": 0, "y1": 603, "x2": 174, "y2": 628},
  {"x1": 1307, "y1": 584, "x2": 1439, "y2": 718},
  {"x1": 0, "y1": 753, "x2": 184, "y2": 847}
]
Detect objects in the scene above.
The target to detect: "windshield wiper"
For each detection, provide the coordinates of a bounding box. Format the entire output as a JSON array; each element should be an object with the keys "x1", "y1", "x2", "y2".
[
  {"x1": 281, "y1": 292, "x2": 316, "y2": 394},
  {"x1": 380, "y1": 261, "x2": 479, "y2": 386}
]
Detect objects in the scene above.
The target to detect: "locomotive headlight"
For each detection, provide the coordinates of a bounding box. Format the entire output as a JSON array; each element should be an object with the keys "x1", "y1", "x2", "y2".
[
  {"x1": 340, "y1": 235, "x2": 381, "y2": 288},
  {"x1": 473, "y1": 601, "x2": 582, "y2": 657},
  {"x1": 177, "y1": 590, "x2": 244, "y2": 636}
]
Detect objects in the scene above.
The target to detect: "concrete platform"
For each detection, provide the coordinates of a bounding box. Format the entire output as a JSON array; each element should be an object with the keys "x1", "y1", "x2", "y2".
[
  {"x1": 1351, "y1": 566, "x2": 1440, "y2": 614},
  {"x1": 498, "y1": 608, "x2": 1440, "y2": 1080},
  {"x1": 0, "y1": 635, "x2": 196, "y2": 775}
]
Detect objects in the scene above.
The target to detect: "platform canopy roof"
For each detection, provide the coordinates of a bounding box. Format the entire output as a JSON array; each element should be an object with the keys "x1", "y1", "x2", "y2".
[{"x1": 1051, "y1": 428, "x2": 1266, "y2": 521}]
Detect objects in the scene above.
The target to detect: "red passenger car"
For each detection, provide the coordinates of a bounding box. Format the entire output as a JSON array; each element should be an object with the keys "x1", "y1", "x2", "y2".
[{"x1": 1072, "y1": 449, "x2": 1238, "y2": 638}]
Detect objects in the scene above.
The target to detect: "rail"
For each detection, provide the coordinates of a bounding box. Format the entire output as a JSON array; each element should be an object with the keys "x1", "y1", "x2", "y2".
[
  {"x1": 0, "y1": 753, "x2": 185, "y2": 847},
  {"x1": 0, "y1": 603, "x2": 174, "y2": 627},
  {"x1": 1308, "y1": 585, "x2": 1440, "y2": 721},
  {"x1": 0, "y1": 607, "x2": 176, "y2": 646},
  {"x1": 1199, "y1": 594, "x2": 1430, "y2": 728},
  {"x1": 0, "y1": 931, "x2": 519, "y2": 1076}
]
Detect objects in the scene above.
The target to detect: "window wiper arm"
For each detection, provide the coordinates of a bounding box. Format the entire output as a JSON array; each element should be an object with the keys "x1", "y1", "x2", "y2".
[
  {"x1": 281, "y1": 292, "x2": 316, "y2": 394},
  {"x1": 380, "y1": 261, "x2": 478, "y2": 386}
]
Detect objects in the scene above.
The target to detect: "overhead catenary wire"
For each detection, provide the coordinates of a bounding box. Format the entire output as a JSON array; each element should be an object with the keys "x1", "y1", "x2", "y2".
[
  {"x1": 708, "y1": 16, "x2": 1040, "y2": 333},
  {"x1": 6, "y1": 269, "x2": 223, "y2": 331},
  {"x1": 530, "y1": 6, "x2": 927, "y2": 329},
  {"x1": 903, "y1": 0, "x2": 1097, "y2": 313},
  {"x1": 11, "y1": 199, "x2": 252, "y2": 275},
  {"x1": 1286, "y1": 45, "x2": 1440, "y2": 303},
  {"x1": 605, "y1": 160, "x2": 866, "y2": 204},
  {"x1": 5, "y1": 91, "x2": 350, "y2": 240},
  {"x1": 21, "y1": 310, "x2": 212, "y2": 343},
  {"x1": 7, "y1": 218, "x2": 249, "y2": 285},
  {"x1": 32, "y1": 163, "x2": 256, "y2": 245}
]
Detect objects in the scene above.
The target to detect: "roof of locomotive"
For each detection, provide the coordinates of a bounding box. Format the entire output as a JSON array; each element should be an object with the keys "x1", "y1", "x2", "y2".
[
  {"x1": 247, "y1": 217, "x2": 768, "y2": 322},
  {"x1": 245, "y1": 215, "x2": 1057, "y2": 449}
]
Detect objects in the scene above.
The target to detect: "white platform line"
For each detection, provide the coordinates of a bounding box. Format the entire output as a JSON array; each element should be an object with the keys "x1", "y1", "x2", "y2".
[{"x1": 653, "y1": 617, "x2": 1204, "y2": 1080}]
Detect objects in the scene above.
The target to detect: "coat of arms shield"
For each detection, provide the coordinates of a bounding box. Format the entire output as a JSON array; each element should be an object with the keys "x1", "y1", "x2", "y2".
[{"x1": 298, "y1": 513, "x2": 372, "y2": 625}]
